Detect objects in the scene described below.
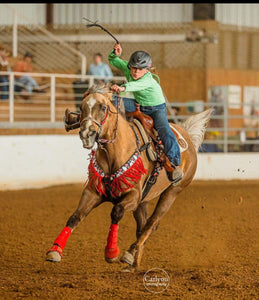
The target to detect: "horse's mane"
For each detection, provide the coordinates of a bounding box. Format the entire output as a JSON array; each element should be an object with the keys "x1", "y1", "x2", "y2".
[
  {"x1": 88, "y1": 82, "x2": 111, "y2": 95},
  {"x1": 88, "y1": 82, "x2": 126, "y2": 119}
]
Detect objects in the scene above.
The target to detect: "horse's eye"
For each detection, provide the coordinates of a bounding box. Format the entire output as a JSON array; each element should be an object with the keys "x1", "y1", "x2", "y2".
[{"x1": 101, "y1": 105, "x2": 107, "y2": 112}]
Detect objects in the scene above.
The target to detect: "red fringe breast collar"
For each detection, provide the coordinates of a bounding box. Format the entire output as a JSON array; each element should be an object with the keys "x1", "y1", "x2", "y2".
[{"x1": 88, "y1": 150, "x2": 147, "y2": 198}]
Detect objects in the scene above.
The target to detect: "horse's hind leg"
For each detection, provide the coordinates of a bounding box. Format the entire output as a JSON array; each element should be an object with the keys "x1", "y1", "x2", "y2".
[
  {"x1": 120, "y1": 201, "x2": 148, "y2": 265},
  {"x1": 134, "y1": 201, "x2": 149, "y2": 239},
  {"x1": 130, "y1": 187, "x2": 181, "y2": 271},
  {"x1": 46, "y1": 187, "x2": 101, "y2": 262}
]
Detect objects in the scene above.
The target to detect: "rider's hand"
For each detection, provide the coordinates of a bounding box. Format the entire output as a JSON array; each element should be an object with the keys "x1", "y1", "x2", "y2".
[
  {"x1": 111, "y1": 84, "x2": 125, "y2": 93},
  {"x1": 113, "y1": 43, "x2": 122, "y2": 56}
]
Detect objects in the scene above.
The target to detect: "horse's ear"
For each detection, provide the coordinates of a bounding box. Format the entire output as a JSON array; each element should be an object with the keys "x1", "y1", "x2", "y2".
[{"x1": 83, "y1": 91, "x2": 90, "y2": 98}]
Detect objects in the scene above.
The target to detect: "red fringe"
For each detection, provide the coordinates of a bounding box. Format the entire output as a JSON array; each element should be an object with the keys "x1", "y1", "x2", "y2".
[
  {"x1": 88, "y1": 156, "x2": 147, "y2": 197},
  {"x1": 110, "y1": 157, "x2": 147, "y2": 197},
  {"x1": 88, "y1": 159, "x2": 106, "y2": 196}
]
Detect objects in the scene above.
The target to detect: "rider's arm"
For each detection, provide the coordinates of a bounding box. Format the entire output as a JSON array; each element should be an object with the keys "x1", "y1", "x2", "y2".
[
  {"x1": 108, "y1": 50, "x2": 129, "y2": 73},
  {"x1": 121, "y1": 74, "x2": 152, "y2": 92}
]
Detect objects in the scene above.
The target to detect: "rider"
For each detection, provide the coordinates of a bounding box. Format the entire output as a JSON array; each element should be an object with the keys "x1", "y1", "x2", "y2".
[{"x1": 109, "y1": 43, "x2": 183, "y2": 184}]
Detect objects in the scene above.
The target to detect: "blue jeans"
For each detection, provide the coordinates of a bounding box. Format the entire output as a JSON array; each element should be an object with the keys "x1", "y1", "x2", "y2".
[
  {"x1": 15, "y1": 75, "x2": 38, "y2": 93},
  {"x1": 113, "y1": 96, "x2": 181, "y2": 166},
  {"x1": 0, "y1": 76, "x2": 9, "y2": 100}
]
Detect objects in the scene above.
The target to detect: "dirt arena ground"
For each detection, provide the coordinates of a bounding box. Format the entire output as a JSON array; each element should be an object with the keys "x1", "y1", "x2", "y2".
[{"x1": 0, "y1": 180, "x2": 258, "y2": 299}]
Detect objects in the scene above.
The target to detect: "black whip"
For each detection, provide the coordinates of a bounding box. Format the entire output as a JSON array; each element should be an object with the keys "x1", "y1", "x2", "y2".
[{"x1": 83, "y1": 17, "x2": 119, "y2": 44}]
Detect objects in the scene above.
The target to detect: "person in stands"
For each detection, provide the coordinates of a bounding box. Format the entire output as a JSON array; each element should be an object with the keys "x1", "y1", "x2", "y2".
[
  {"x1": 14, "y1": 52, "x2": 44, "y2": 95},
  {"x1": 87, "y1": 53, "x2": 113, "y2": 83}
]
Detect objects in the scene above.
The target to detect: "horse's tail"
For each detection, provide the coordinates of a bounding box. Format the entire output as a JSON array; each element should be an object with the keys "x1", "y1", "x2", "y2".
[{"x1": 181, "y1": 109, "x2": 213, "y2": 152}]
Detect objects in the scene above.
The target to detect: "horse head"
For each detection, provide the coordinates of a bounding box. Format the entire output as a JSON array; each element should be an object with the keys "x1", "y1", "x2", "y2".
[{"x1": 79, "y1": 83, "x2": 113, "y2": 149}]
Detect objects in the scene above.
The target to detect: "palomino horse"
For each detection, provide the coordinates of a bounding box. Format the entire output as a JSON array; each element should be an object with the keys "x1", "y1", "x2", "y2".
[{"x1": 46, "y1": 83, "x2": 212, "y2": 271}]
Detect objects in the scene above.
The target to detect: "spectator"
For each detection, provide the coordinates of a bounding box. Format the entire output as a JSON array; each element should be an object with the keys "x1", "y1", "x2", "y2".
[
  {"x1": 0, "y1": 48, "x2": 11, "y2": 100},
  {"x1": 14, "y1": 52, "x2": 44, "y2": 95},
  {"x1": 87, "y1": 53, "x2": 113, "y2": 83}
]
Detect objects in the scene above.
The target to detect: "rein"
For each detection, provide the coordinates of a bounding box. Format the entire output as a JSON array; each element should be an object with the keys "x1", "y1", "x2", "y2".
[
  {"x1": 81, "y1": 94, "x2": 121, "y2": 176},
  {"x1": 82, "y1": 92, "x2": 159, "y2": 199},
  {"x1": 96, "y1": 97, "x2": 121, "y2": 145}
]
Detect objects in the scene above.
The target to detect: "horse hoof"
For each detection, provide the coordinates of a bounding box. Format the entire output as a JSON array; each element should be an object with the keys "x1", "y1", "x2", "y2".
[
  {"x1": 104, "y1": 246, "x2": 120, "y2": 263},
  {"x1": 120, "y1": 251, "x2": 134, "y2": 265},
  {"x1": 121, "y1": 265, "x2": 136, "y2": 273},
  {"x1": 46, "y1": 251, "x2": 62, "y2": 262},
  {"x1": 105, "y1": 256, "x2": 119, "y2": 264}
]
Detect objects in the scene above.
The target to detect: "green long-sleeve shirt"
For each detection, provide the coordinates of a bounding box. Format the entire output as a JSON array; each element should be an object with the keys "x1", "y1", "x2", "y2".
[{"x1": 108, "y1": 50, "x2": 165, "y2": 107}]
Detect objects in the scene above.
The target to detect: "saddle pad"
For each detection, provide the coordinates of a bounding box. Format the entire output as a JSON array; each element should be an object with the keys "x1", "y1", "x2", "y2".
[{"x1": 133, "y1": 118, "x2": 188, "y2": 154}]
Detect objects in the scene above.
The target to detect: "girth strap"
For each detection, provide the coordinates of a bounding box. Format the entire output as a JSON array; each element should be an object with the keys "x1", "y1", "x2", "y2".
[
  {"x1": 132, "y1": 119, "x2": 157, "y2": 161},
  {"x1": 141, "y1": 163, "x2": 161, "y2": 201},
  {"x1": 139, "y1": 142, "x2": 151, "y2": 153},
  {"x1": 129, "y1": 119, "x2": 164, "y2": 201}
]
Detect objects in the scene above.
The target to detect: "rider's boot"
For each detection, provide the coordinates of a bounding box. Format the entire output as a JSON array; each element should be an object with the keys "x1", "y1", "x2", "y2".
[
  {"x1": 165, "y1": 164, "x2": 184, "y2": 186},
  {"x1": 161, "y1": 154, "x2": 184, "y2": 186}
]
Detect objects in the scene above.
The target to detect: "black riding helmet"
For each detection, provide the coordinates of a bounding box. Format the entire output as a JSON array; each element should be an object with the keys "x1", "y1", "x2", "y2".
[{"x1": 127, "y1": 51, "x2": 152, "y2": 69}]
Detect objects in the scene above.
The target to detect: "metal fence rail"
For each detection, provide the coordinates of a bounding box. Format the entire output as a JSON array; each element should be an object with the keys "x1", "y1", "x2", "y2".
[
  {"x1": 0, "y1": 71, "x2": 126, "y2": 123},
  {"x1": 0, "y1": 4, "x2": 87, "y2": 75},
  {"x1": 0, "y1": 71, "x2": 259, "y2": 153}
]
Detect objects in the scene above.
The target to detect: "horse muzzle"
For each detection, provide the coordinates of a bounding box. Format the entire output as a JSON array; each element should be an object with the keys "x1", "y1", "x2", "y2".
[{"x1": 79, "y1": 129, "x2": 97, "y2": 149}]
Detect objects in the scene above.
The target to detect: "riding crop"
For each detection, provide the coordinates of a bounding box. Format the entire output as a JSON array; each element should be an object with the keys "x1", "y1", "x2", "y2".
[{"x1": 83, "y1": 17, "x2": 120, "y2": 44}]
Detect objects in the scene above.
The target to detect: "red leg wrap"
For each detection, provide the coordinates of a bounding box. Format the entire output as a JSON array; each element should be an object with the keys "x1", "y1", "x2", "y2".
[
  {"x1": 53, "y1": 227, "x2": 72, "y2": 249},
  {"x1": 47, "y1": 226, "x2": 72, "y2": 256},
  {"x1": 105, "y1": 224, "x2": 120, "y2": 259},
  {"x1": 47, "y1": 244, "x2": 63, "y2": 257}
]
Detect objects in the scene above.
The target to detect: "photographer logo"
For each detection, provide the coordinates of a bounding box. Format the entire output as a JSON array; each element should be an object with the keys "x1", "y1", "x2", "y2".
[{"x1": 143, "y1": 268, "x2": 170, "y2": 293}]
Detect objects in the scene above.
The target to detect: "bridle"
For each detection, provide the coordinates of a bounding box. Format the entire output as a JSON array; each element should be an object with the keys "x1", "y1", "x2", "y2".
[
  {"x1": 80, "y1": 92, "x2": 156, "y2": 191},
  {"x1": 80, "y1": 93, "x2": 121, "y2": 146},
  {"x1": 79, "y1": 94, "x2": 121, "y2": 175}
]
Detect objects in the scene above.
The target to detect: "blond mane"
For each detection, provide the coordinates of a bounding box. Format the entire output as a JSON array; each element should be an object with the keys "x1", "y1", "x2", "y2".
[{"x1": 88, "y1": 82, "x2": 111, "y2": 95}]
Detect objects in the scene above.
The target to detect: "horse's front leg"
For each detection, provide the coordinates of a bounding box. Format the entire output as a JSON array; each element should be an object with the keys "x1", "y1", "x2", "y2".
[
  {"x1": 104, "y1": 190, "x2": 139, "y2": 263},
  {"x1": 46, "y1": 186, "x2": 102, "y2": 262}
]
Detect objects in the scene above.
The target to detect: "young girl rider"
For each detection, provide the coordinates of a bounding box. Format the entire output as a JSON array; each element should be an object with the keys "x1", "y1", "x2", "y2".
[{"x1": 109, "y1": 43, "x2": 183, "y2": 184}]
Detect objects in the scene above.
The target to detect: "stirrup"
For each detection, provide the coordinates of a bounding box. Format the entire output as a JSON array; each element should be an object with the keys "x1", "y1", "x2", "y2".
[{"x1": 166, "y1": 167, "x2": 184, "y2": 186}]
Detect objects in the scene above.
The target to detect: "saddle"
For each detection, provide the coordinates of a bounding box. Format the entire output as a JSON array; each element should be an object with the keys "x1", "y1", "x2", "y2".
[
  {"x1": 126, "y1": 104, "x2": 177, "y2": 172},
  {"x1": 126, "y1": 104, "x2": 155, "y2": 138}
]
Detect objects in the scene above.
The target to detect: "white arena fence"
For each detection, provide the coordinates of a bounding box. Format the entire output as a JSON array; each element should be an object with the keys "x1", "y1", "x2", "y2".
[
  {"x1": 1, "y1": 135, "x2": 259, "y2": 191},
  {"x1": 0, "y1": 71, "x2": 125, "y2": 124},
  {"x1": 0, "y1": 71, "x2": 259, "y2": 153}
]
